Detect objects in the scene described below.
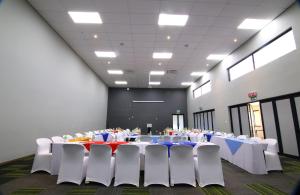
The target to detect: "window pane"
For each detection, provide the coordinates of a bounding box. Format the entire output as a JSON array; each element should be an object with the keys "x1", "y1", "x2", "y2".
[
  {"x1": 254, "y1": 30, "x2": 296, "y2": 69},
  {"x1": 194, "y1": 87, "x2": 201, "y2": 98},
  {"x1": 229, "y1": 56, "x2": 254, "y2": 81},
  {"x1": 202, "y1": 82, "x2": 211, "y2": 95}
]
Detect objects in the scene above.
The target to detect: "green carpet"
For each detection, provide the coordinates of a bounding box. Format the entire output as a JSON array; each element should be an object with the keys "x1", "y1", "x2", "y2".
[
  {"x1": 67, "y1": 187, "x2": 98, "y2": 195},
  {"x1": 121, "y1": 187, "x2": 149, "y2": 195},
  {"x1": 11, "y1": 187, "x2": 46, "y2": 195},
  {"x1": 282, "y1": 159, "x2": 300, "y2": 173},
  {"x1": 247, "y1": 183, "x2": 287, "y2": 195},
  {"x1": 0, "y1": 155, "x2": 33, "y2": 185},
  {"x1": 200, "y1": 185, "x2": 231, "y2": 195}
]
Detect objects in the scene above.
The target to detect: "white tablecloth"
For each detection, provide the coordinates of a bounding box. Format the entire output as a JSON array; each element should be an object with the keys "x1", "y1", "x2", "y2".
[{"x1": 211, "y1": 136, "x2": 268, "y2": 174}]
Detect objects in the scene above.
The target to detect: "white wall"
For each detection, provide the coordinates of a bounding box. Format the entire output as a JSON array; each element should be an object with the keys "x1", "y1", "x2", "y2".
[
  {"x1": 0, "y1": 0, "x2": 108, "y2": 163},
  {"x1": 187, "y1": 3, "x2": 300, "y2": 132}
]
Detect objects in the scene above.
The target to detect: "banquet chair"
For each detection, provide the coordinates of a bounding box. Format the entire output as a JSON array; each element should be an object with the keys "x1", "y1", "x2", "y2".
[
  {"x1": 170, "y1": 145, "x2": 196, "y2": 187},
  {"x1": 194, "y1": 145, "x2": 224, "y2": 187},
  {"x1": 263, "y1": 139, "x2": 282, "y2": 171},
  {"x1": 144, "y1": 145, "x2": 169, "y2": 187},
  {"x1": 140, "y1": 135, "x2": 152, "y2": 142},
  {"x1": 106, "y1": 133, "x2": 114, "y2": 142},
  {"x1": 181, "y1": 136, "x2": 188, "y2": 142},
  {"x1": 114, "y1": 145, "x2": 140, "y2": 187},
  {"x1": 31, "y1": 138, "x2": 52, "y2": 174},
  {"x1": 75, "y1": 133, "x2": 84, "y2": 138},
  {"x1": 94, "y1": 133, "x2": 104, "y2": 141},
  {"x1": 57, "y1": 144, "x2": 88, "y2": 185},
  {"x1": 189, "y1": 133, "x2": 198, "y2": 142},
  {"x1": 163, "y1": 135, "x2": 171, "y2": 142},
  {"x1": 237, "y1": 135, "x2": 247, "y2": 140},
  {"x1": 250, "y1": 137, "x2": 262, "y2": 142},
  {"x1": 225, "y1": 133, "x2": 234, "y2": 138},
  {"x1": 172, "y1": 136, "x2": 181, "y2": 143},
  {"x1": 51, "y1": 136, "x2": 64, "y2": 143},
  {"x1": 86, "y1": 145, "x2": 115, "y2": 186},
  {"x1": 85, "y1": 131, "x2": 94, "y2": 139}
]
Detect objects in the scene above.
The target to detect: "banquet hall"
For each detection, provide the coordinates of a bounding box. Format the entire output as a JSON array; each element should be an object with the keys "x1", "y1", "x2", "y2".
[{"x1": 1, "y1": 0, "x2": 300, "y2": 194}]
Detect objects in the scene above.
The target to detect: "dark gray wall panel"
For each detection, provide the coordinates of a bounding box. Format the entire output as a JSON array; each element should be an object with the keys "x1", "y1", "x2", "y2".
[
  {"x1": 107, "y1": 88, "x2": 187, "y2": 134},
  {"x1": 231, "y1": 107, "x2": 241, "y2": 136},
  {"x1": 261, "y1": 102, "x2": 278, "y2": 139},
  {"x1": 240, "y1": 106, "x2": 250, "y2": 136},
  {"x1": 276, "y1": 99, "x2": 299, "y2": 156}
]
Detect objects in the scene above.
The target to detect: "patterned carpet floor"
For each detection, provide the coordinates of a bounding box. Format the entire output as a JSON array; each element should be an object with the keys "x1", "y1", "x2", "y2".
[{"x1": 0, "y1": 155, "x2": 299, "y2": 195}]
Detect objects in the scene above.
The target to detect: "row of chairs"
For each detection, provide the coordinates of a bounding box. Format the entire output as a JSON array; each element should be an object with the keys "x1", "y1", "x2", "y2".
[
  {"x1": 139, "y1": 135, "x2": 188, "y2": 143},
  {"x1": 32, "y1": 139, "x2": 224, "y2": 187}
]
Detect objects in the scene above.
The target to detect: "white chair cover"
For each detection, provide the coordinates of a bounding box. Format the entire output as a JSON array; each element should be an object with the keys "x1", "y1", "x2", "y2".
[
  {"x1": 94, "y1": 133, "x2": 104, "y2": 141},
  {"x1": 237, "y1": 135, "x2": 247, "y2": 140},
  {"x1": 31, "y1": 138, "x2": 52, "y2": 174},
  {"x1": 163, "y1": 135, "x2": 171, "y2": 142},
  {"x1": 172, "y1": 136, "x2": 181, "y2": 143},
  {"x1": 106, "y1": 133, "x2": 114, "y2": 142},
  {"x1": 194, "y1": 145, "x2": 224, "y2": 187},
  {"x1": 170, "y1": 145, "x2": 196, "y2": 187},
  {"x1": 75, "y1": 133, "x2": 84, "y2": 138},
  {"x1": 140, "y1": 135, "x2": 152, "y2": 142},
  {"x1": 57, "y1": 144, "x2": 88, "y2": 185},
  {"x1": 250, "y1": 137, "x2": 262, "y2": 142},
  {"x1": 263, "y1": 139, "x2": 282, "y2": 171},
  {"x1": 114, "y1": 145, "x2": 140, "y2": 187},
  {"x1": 189, "y1": 133, "x2": 198, "y2": 142},
  {"x1": 51, "y1": 136, "x2": 64, "y2": 143},
  {"x1": 144, "y1": 145, "x2": 169, "y2": 187},
  {"x1": 86, "y1": 145, "x2": 115, "y2": 186}
]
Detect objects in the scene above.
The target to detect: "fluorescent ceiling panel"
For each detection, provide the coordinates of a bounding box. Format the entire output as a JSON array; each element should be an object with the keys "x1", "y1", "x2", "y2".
[
  {"x1": 181, "y1": 82, "x2": 193, "y2": 86},
  {"x1": 115, "y1": 81, "x2": 127, "y2": 85},
  {"x1": 206, "y1": 54, "x2": 227, "y2": 61},
  {"x1": 107, "y1": 70, "x2": 123, "y2": 75},
  {"x1": 238, "y1": 18, "x2": 271, "y2": 30},
  {"x1": 95, "y1": 51, "x2": 116, "y2": 58},
  {"x1": 150, "y1": 71, "x2": 165, "y2": 76},
  {"x1": 152, "y1": 52, "x2": 173, "y2": 59},
  {"x1": 68, "y1": 11, "x2": 102, "y2": 24},
  {"x1": 149, "y1": 81, "x2": 161, "y2": 85},
  {"x1": 158, "y1": 13, "x2": 189, "y2": 26}
]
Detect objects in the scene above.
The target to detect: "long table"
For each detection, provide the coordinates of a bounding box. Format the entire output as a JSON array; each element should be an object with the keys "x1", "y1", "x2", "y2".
[{"x1": 211, "y1": 136, "x2": 268, "y2": 174}]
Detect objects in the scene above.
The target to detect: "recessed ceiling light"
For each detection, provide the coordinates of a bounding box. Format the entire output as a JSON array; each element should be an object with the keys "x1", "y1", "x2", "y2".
[
  {"x1": 181, "y1": 82, "x2": 193, "y2": 86},
  {"x1": 107, "y1": 61, "x2": 111, "y2": 64},
  {"x1": 149, "y1": 81, "x2": 161, "y2": 85},
  {"x1": 94, "y1": 34, "x2": 98, "y2": 39},
  {"x1": 152, "y1": 52, "x2": 173, "y2": 59},
  {"x1": 238, "y1": 18, "x2": 271, "y2": 30},
  {"x1": 206, "y1": 54, "x2": 227, "y2": 61},
  {"x1": 115, "y1": 81, "x2": 127, "y2": 85},
  {"x1": 107, "y1": 70, "x2": 123, "y2": 75},
  {"x1": 167, "y1": 35, "x2": 171, "y2": 40},
  {"x1": 68, "y1": 11, "x2": 102, "y2": 24},
  {"x1": 95, "y1": 51, "x2": 116, "y2": 58},
  {"x1": 206, "y1": 64, "x2": 210, "y2": 67},
  {"x1": 150, "y1": 71, "x2": 165, "y2": 76},
  {"x1": 158, "y1": 62, "x2": 162, "y2": 66},
  {"x1": 190, "y1": 72, "x2": 205, "y2": 76},
  {"x1": 233, "y1": 38, "x2": 237, "y2": 42},
  {"x1": 158, "y1": 13, "x2": 189, "y2": 26}
]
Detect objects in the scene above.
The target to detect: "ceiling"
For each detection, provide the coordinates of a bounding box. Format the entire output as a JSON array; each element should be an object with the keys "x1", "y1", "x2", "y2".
[{"x1": 28, "y1": 0, "x2": 295, "y2": 88}]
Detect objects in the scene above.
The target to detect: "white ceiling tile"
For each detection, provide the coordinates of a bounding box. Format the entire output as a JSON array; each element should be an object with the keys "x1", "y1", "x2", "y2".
[
  {"x1": 28, "y1": 0, "x2": 294, "y2": 88},
  {"x1": 190, "y1": 2, "x2": 226, "y2": 16}
]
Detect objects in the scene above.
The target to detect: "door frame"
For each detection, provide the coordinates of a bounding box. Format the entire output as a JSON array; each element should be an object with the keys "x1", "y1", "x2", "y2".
[{"x1": 229, "y1": 91, "x2": 300, "y2": 158}]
